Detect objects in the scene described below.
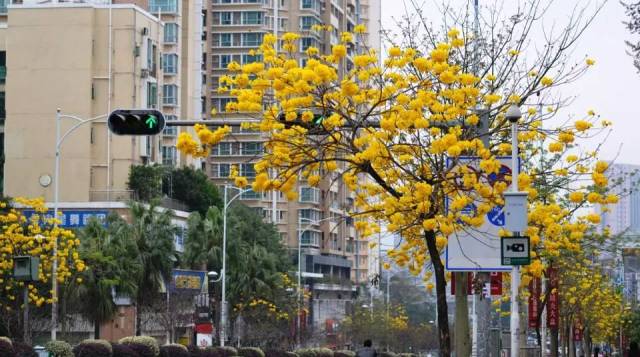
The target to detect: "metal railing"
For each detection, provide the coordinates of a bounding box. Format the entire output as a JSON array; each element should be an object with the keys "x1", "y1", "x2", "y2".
[{"x1": 89, "y1": 189, "x2": 136, "y2": 202}]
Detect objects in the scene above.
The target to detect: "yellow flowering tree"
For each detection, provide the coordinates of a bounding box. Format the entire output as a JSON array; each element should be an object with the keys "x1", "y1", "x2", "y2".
[
  {"x1": 177, "y1": 1, "x2": 608, "y2": 353},
  {"x1": 0, "y1": 197, "x2": 84, "y2": 332}
]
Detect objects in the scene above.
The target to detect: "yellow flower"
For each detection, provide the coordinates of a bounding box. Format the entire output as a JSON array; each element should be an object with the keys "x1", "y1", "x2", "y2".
[
  {"x1": 548, "y1": 142, "x2": 564, "y2": 153},
  {"x1": 575, "y1": 120, "x2": 592, "y2": 132},
  {"x1": 332, "y1": 44, "x2": 347, "y2": 58},
  {"x1": 341, "y1": 32, "x2": 353, "y2": 43},
  {"x1": 588, "y1": 109, "x2": 596, "y2": 116},
  {"x1": 568, "y1": 192, "x2": 584, "y2": 203},
  {"x1": 509, "y1": 49, "x2": 520, "y2": 56},
  {"x1": 388, "y1": 47, "x2": 402, "y2": 57},
  {"x1": 354, "y1": 24, "x2": 367, "y2": 34},
  {"x1": 541, "y1": 76, "x2": 553, "y2": 86},
  {"x1": 586, "y1": 58, "x2": 595, "y2": 66}
]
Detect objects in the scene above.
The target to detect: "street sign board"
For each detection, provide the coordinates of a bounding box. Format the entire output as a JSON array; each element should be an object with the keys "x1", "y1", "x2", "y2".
[
  {"x1": 446, "y1": 156, "x2": 519, "y2": 271},
  {"x1": 500, "y1": 236, "x2": 530, "y2": 265},
  {"x1": 108, "y1": 109, "x2": 165, "y2": 135}
]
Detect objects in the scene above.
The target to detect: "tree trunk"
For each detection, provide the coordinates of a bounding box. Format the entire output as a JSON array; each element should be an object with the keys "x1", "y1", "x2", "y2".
[
  {"x1": 136, "y1": 297, "x2": 142, "y2": 336},
  {"x1": 551, "y1": 328, "x2": 559, "y2": 357},
  {"x1": 424, "y1": 230, "x2": 451, "y2": 356},
  {"x1": 94, "y1": 318, "x2": 100, "y2": 339},
  {"x1": 454, "y1": 272, "x2": 471, "y2": 357}
]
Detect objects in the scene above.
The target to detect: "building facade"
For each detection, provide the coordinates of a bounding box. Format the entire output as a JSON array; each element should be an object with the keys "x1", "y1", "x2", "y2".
[
  {"x1": 600, "y1": 163, "x2": 640, "y2": 236},
  {"x1": 1, "y1": 0, "x2": 201, "y2": 202},
  {"x1": 202, "y1": 0, "x2": 381, "y2": 332}
]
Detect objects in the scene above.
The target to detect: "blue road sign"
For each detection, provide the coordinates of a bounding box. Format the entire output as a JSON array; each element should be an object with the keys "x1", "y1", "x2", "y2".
[{"x1": 487, "y1": 206, "x2": 505, "y2": 226}]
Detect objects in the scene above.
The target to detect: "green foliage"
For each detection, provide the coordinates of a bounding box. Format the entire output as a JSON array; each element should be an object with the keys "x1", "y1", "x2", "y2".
[
  {"x1": 0, "y1": 337, "x2": 15, "y2": 357},
  {"x1": 203, "y1": 346, "x2": 238, "y2": 357},
  {"x1": 293, "y1": 349, "x2": 316, "y2": 357},
  {"x1": 45, "y1": 340, "x2": 74, "y2": 357},
  {"x1": 111, "y1": 343, "x2": 139, "y2": 357},
  {"x1": 72, "y1": 214, "x2": 142, "y2": 338},
  {"x1": 264, "y1": 349, "x2": 296, "y2": 357},
  {"x1": 128, "y1": 165, "x2": 164, "y2": 202},
  {"x1": 160, "y1": 344, "x2": 189, "y2": 357},
  {"x1": 626, "y1": 308, "x2": 640, "y2": 345},
  {"x1": 119, "y1": 336, "x2": 159, "y2": 357},
  {"x1": 238, "y1": 347, "x2": 265, "y2": 357},
  {"x1": 312, "y1": 349, "x2": 333, "y2": 357},
  {"x1": 334, "y1": 351, "x2": 355, "y2": 357},
  {"x1": 377, "y1": 353, "x2": 397, "y2": 357},
  {"x1": 164, "y1": 166, "x2": 222, "y2": 215},
  {"x1": 13, "y1": 341, "x2": 36, "y2": 357},
  {"x1": 72, "y1": 340, "x2": 112, "y2": 357}
]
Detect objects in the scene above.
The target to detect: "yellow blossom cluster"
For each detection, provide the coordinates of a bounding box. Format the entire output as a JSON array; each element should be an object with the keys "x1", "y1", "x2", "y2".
[{"x1": 0, "y1": 197, "x2": 84, "y2": 310}]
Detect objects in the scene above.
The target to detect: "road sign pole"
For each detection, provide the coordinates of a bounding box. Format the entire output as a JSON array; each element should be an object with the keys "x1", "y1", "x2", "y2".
[{"x1": 509, "y1": 110, "x2": 520, "y2": 357}]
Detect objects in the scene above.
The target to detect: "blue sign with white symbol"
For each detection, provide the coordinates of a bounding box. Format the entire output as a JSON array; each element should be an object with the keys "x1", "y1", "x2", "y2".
[
  {"x1": 487, "y1": 206, "x2": 505, "y2": 226},
  {"x1": 22, "y1": 210, "x2": 109, "y2": 228}
]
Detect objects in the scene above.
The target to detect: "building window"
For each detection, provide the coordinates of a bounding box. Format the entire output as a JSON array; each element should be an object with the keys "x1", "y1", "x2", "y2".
[
  {"x1": 220, "y1": 33, "x2": 232, "y2": 47},
  {"x1": 149, "y1": 0, "x2": 178, "y2": 13},
  {"x1": 301, "y1": 38, "x2": 318, "y2": 51},
  {"x1": 163, "y1": 85, "x2": 178, "y2": 106},
  {"x1": 300, "y1": 231, "x2": 320, "y2": 247},
  {"x1": 212, "y1": 97, "x2": 234, "y2": 112},
  {"x1": 241, "y1": 189, "x2": 263, "y2": 200},
  {"x1": 243, "y1": 11, "x2": 263, "y2": 25},
  {"x1": 163, "y1": 115, "x2": 178, "y2": 136},
  {"x1": 299, "y1": 209, "x2": 322, "y2": 222},
  {"x1": 220, "y1": 54, "x2": 232, "y2": 69},
  {"x1": 162, "y1": 54, "x2": 178, "y2": 74},
  {"x1": 219, "y1": 163, "x2": 231, "y2": 177},
  {"x1": 161, "y1": 146, "x2": 177, "y2": 166},
  {"x1": 301, "y1": 0, "x2": 320, "y2": 11},
  {"x1": 300, "y1": 16, "x2": 319, "y2": 30},
  {"x1": 240, "y1": 163, "x2": 256, "y2": 178},
  {"x1": 300, "y1": 187, "x2": 320, "y2": 203},
  {"x1": 147, "y1": 82, "x2": 157, "y2": 109},
  {"x1": 241, "y1": 142, "x2": 263, "y2": 155},
  {"x1": 242, "y1": 33, "x2": 263, "y2": 47},
  {"x1": 164, "y1": 23, "x2": 178, "y2": 43},
  {"x1": 242, "y1": 54, "x2": 262, "y2": 64}
]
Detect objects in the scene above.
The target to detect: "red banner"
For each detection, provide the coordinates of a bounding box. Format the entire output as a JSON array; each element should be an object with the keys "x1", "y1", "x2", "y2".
[
  {"x1": 528, "y1": 277, "x2": 541, "y2": 328},
  {"x1": 490, "y1": 272, "x2": 502, "y2": 295},
  {"x1": 573, "y1": 319, "x2": 583, "y2": 341},
  {"x1": 547, "y1": 267, "x2": 559, "y2": 328},
  {"x1": 450, "y1": 272, "x2": 474, "y2": 295}
]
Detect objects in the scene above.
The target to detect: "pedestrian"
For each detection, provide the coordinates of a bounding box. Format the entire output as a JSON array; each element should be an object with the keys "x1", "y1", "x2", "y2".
[
  {"x1": 356, "y1": 339, "x2": 377, "y2": 357},
  {"x1": 629, "y1": 341, "x2": 640, "y2": 357},
  {"x1": 594, "y1": 346, "x2": 600, "y2": 357}
]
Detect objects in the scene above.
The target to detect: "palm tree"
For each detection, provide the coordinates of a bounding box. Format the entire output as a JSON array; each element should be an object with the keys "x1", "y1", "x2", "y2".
[
  {"x1": 73, "y1": 214, "x2": 141, "y2": 338},
  {"x1": 128, "y1": 201, "x2": 178, "y2": 335},
  {"x1": 183, "y1": 206, "x2": 223, "y2": 271}
]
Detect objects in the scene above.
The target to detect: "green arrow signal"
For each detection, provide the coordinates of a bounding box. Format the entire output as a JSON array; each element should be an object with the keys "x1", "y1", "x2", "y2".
[{"x1": 145, "y1": 115, "x2": 158, "y2": 128}]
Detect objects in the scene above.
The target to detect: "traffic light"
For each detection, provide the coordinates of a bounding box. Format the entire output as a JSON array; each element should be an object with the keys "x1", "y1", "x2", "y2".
[
  {"x1": 108, "y1": 109, "x2": 165, "y2": 135},
  {"x1": 277, "y1": 112, "x2": 328, "y2": 134}
]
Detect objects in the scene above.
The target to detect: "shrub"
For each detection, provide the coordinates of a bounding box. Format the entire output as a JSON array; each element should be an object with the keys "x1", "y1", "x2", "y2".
[
  {"x1": 334, "y1": 351, "x2": 355, "y2": 357},
  {"x1": 13, "y1": 341, "x2": 37, "y2": 357},
  {"x1": 202, "y1": 346, "x2": 238, "y2": 357},
  {"x1": 0, "y1": 337, "x2": 16, "y2": 357},
  {"x1": 377, "y1": 352, "x2": 397, "y2": 357},
  {"x1": 187, "y1": 345, "x2": 203, "y2": 357},
  {"x1": 119, "y1": 336, "x2": 159, "y2": 357},
  {"x1": 160, "y1": 344, "x2": 189, "y2": 357},
  {"x1": 312, "y1": 349, "x2": 333, "y2": 357},
  {"x1": 398, "y1": 354, "x2": 415, "y2": 357},
  {"x1": 294, "y1": 349, "x2": 316, "y2": 357},
  {"x1": 285, "y1": 352, "x2": 297, "y2": 357},
  {"x1": 264, "y1": 349, "x2": 291, "y2": 357},
  {"x1": 238, "y1": 347, "x2": 264, "y2": 357},
  {"x1": 45, "y1": 340, "x2": 74, "y2": 357},
  {"x1": 73, "y1": 339, "x2": 112, "y2": 357},
  {"x1": 111, "y1": 343, "x2": 140, "y2": 357}
]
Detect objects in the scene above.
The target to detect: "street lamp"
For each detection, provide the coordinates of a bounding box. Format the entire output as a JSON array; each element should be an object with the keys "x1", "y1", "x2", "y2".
[
  {"x1": 219, "y1": 184, "x2": 253, "y2": 347},
  {"x1": 505, "y1": 104, "x2": 522, "y2": 357},
  {"x1": 51, "y1": 109, "x2": 108, "y2": 341}
]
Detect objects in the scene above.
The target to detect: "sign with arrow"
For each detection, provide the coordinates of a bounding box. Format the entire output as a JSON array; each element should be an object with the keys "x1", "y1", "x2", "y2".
[{"x1": 108, "y1": 109, "x2": 165, "y2": 135}]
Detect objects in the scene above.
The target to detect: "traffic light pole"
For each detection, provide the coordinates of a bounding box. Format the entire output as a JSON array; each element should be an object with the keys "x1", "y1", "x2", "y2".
[{"x1": 52, "y1": 109, "x2": 107, "y2": 340}]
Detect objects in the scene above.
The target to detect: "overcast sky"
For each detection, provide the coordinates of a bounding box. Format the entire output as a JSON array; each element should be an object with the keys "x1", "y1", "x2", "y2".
[{"x1": 380, "y1": 0, "x2": 640, "y2": 165}]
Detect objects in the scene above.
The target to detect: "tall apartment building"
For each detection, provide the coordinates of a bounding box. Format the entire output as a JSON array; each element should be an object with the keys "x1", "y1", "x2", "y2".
[
  {"x1": 202, "y1": 0, "x2": 381, "y2": 332},
  {"x1": 1, "y1": 0, "x2": 202, "y2": 202},
  {"x1": 600, "y1": 163, "x2": 640, "y2": 236}
]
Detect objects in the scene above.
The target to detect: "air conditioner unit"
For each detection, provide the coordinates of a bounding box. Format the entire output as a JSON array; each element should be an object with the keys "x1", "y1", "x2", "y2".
[
  {"x1": 142, "y1": 27, "x2": 149, "y2": 36},
  {"x1": 141, "y1": 69, "x2": 149, "y2": 78}
]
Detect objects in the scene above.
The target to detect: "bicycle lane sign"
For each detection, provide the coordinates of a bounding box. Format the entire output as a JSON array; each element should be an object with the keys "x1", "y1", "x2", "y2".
[{"x1": 445, "y1": 156, "x2": 519, "y2": 272}]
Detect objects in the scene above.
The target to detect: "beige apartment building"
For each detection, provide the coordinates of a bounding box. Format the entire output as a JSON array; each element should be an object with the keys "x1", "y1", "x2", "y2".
[
  {"x1": 202, "y1": 0, "x2": 382, "y2": 333},
  {"x1": 1, "y1": 0, "x2": 201, "y2": 203}
]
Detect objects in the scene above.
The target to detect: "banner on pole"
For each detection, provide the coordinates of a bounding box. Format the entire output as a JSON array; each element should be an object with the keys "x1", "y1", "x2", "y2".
[
  {"x1": 528, "y1": 278, "x2": 541, "y2": 328},
  {"x1": 547, "y1": 267, "x2": 559, "y2": 328}
]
